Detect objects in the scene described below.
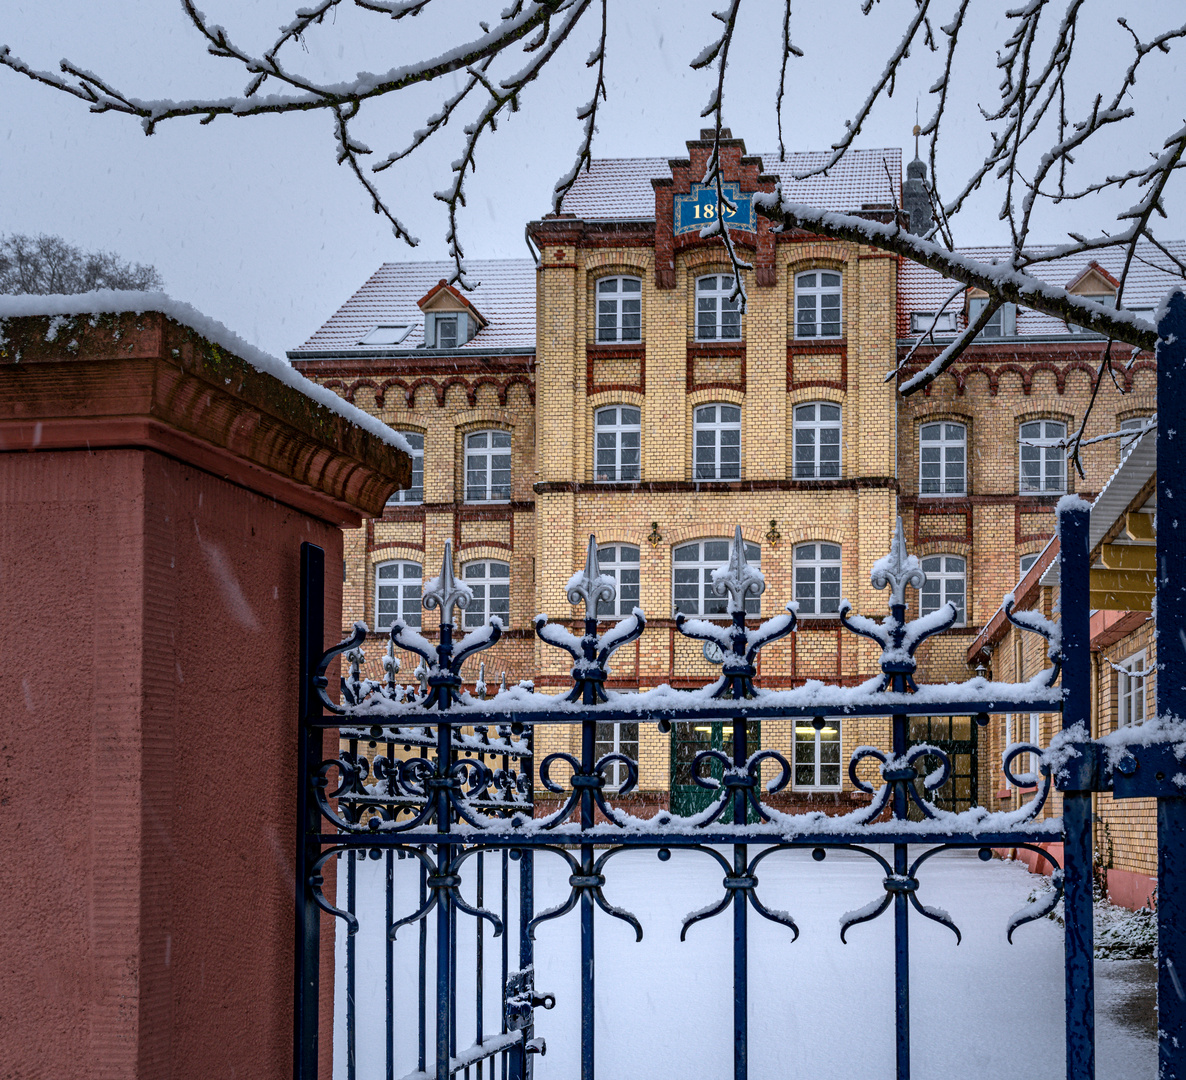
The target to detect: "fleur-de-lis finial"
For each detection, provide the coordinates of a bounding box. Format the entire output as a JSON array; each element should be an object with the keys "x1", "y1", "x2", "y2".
[
  {"x1": 423, "y1": 541, "x2": 472, "y2": 624},
  {"x1": 870, "y1": 517, "x2": 925, "y2": 610},
  {"x1": 712, "y1": 526, "x2": 765, "y2": 613},
  {"x1": 566, "y1": 534, "x2": 617, "y2": 618}
]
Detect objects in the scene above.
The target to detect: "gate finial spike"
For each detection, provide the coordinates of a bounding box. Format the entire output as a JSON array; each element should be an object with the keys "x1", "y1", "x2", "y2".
[
  {"x1": 566, "y1": 534, "x2": 617, "y2": 618},
  {"x1": 423, "y1": 540, "x2": 472, "y2": 624},
  {"x1": 870, "y1": 517, "x2": 925, "y2": 610},
  {"x1": 712, "y1": 525, "x2": 765, "y2": 613}
]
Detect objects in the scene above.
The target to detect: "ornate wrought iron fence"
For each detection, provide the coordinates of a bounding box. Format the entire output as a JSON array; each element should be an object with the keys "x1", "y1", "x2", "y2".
[{"x1": 296, "y1": 294, "x2": 1186, "y2": 1080}]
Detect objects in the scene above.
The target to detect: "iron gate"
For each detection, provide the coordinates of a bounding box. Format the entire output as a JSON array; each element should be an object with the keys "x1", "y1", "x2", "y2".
[{"x1": 296, "y1": 295, "x2": 1186, "y2": 1080}]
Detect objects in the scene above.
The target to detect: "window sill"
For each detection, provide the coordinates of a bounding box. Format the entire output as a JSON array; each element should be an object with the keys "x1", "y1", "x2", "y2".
[
  {"x1": 688, "y1": 339, "x2": 746, "y2": 354},
  {"x1": 791, "y1": 786, "x2": 844, "y2": 794},
  {"x1": 917, "y1": 491, "x2": 968, "y2": 499},
  {"x1": 791, "y1": 335, "x2": 844, "y2": 344},
  {"x1": 464, "y1": 499, "x2": 512, "y2": 505}
]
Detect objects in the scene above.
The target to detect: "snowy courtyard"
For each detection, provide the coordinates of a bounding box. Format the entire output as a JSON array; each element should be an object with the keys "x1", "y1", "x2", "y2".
[{"x1": 335, "y1": 846, "x2": 1155, "y2": 1080}]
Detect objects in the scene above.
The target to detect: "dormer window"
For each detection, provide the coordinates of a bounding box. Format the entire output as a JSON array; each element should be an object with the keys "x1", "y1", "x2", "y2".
[
  {"x1": 968, "y1": 295, "x2": 1016, "y2": 338},
  {"x1": 416, "y1": 278, "x2": 486, "y2": 349},
  {"x1": 358, "y1": 324, "x2": 411, "y2": 346},
  {"x1": 435, "y1": 314, "x2": 459, "y2": 349},
  {"x1": 910, "y1": 311, "x2": 957, "y2": 336},
  {"x1": 1065, "y1": 262, "x2": 1120, "y2": 333}
]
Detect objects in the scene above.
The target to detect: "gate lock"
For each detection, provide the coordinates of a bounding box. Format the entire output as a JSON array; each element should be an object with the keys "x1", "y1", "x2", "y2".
[{"x1": 505, "y1": 968, "x2": 556, "y2": 1033}]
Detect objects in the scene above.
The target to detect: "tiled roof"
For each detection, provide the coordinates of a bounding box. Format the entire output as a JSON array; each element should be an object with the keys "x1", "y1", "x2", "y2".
[
  {"x1": 897, "y1": 241, "x2": 1186, "y2": 338},
  {"x1": 558, "y1": 148, "x2": 903, "y2": 218},
  {"x1": 291, "y1": 259, "x2": 535, "y2": 355}
]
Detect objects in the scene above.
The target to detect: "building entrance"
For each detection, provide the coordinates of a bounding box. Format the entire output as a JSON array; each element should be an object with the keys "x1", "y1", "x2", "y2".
[{"x1": 670, "y1": 718, "x2": 761, "y2": 819}]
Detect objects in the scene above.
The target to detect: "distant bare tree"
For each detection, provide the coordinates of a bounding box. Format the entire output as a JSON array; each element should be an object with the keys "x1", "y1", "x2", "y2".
[{"x1": 0, "y1": 232, "x2": 163, "y2": 295}]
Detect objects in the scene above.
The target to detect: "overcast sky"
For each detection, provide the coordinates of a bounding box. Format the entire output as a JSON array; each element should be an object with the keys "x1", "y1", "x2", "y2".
[{"x1": 2, "y1": 1, "x2": 1183, "y2": 358}]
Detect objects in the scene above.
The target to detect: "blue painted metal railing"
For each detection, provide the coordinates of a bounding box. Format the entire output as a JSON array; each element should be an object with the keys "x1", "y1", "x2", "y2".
[{"x1": 295, "y1": 293, "x2": 1186, "y2": 1080}]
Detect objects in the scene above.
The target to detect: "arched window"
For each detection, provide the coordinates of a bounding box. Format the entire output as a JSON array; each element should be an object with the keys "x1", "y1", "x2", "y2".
[
  {"x1": 693, "y1": 403, "x2": 741, "y2": 480},
  {"x1": 387, "y1": 431, "x2": 424, "y2": 504},
  {"x1": 919, "y1": 422, "x2": 966, "y2": 496},
  {"x1": 596, "y1": 544, "x2": 640, "y2": 617},
  {"x1": 793, "y1": 543, "x2": 841, "y2": 617},
  {"x1": 793, "y1": 402, "x2": 842, "y2": 479},
  {"x1": 919, "y1": 555, "x2": 966, "y2": 625},
  {"x1": 695, "y1": 275, "x2": 742, "y2": 341},
  {"x1": 465, "y1": 429, "x2": 512, "y2": 502},
  {"x1": 673, "y1": 538, "x2": 761, "y2": 618},
  {"x1": 375, "y1": 560, "x2": 423, "y2": 630},
  {"x1": 462, "y1": 560, "x2": 511, "y2": 628},
  {"x1": 1019, "y1": 420, "x2": 1067, "y2": 493},
  {"x1": 596, "y1": 276, "x2": 642, "y2": 342},
  {"x1": 795, "y1": 270, "x2": 842, "y2": 338},
  {"x1": 594, "y1": 406, "x2": 641, "y2": 482}
]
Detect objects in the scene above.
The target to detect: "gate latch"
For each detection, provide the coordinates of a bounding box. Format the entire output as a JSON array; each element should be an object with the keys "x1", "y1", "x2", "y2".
[{"x1": 505, "y1": 968, "x2": 556, "y2": 1031}]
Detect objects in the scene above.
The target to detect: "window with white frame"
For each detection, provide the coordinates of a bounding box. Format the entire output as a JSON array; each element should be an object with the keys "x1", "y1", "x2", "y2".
[
  {"x1": 596, "y1": 544, "x2": 640, "y2": 617},
  {"x1": 693, "y1": 403, "x2": 741, "y2": 480},
  {"x1": 1117, "y1": 651, "x2": 1147, "y2": 727},
  {"x1": 1020, "y1": 552, "x2": 1041, "y2": 576},
  {"x1": 594, "y1": 721, "x2": 639, "y2": 789},
  {"x1": 919, "y1": 422, "x2": 966, "y2": 496},
  {"x1": 1120, "y1": 416, "x2": 1153, "y2": 458},
  {"x1": 910, "y1": 311, "x2": 958, "y2": 336},
  {"x1": 387, "y1": 431, "x2": 424, "y2": 504},
  {"x1": 375, "y1": 560, "x2": 423, "y2": 630},
  {"x1": 462, "y1": 560, "x2": 510, "y2": 628},
  {"x1": 695, "y1": 275, "x2": 742, "y2": 341},
  {"x1": 596, "y1": 276, "x2": 642, "y2": 342},
  {"x1": 793, "y1": 543, "x2": 842, "y2": 617},
  {"x1": 435, "y1": 314, "x2": 460, "y2": 349},
  {"x1": 795, "y1": 271, "x2": 842, "y2": 338},
  {"x1": 1019, "y1": 420, "x2": 1067, "y2": 493},
  {"x1": 594, "y1": 406, "x2": 641, "y2": 482},
  {"x1": 465, "y1": 429, "x2": 512, "y2": 502},
  {"x1": 969, "y1": 297, "x2": 1016, "y2": 337},
  {"x1": 793, "y1": 402, "x2": 842, "y2": 479},
  {"x1": 358, "y1": 324, "x2": 411, "y2": 346},
  {"x1": 794, "y1": 719, "x2": 841, "y2": 789},
  {"x1": 919, "y1": 555, "x2": 966, "y2": 625},
  {"x1": 673, "y1": 538, "x2": 761, "y2": 618}
]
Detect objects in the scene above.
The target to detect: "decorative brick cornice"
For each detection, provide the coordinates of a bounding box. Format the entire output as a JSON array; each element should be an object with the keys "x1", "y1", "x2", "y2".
[{"x1": 533, "y1": 477, "x2": 899, "y2": 495}]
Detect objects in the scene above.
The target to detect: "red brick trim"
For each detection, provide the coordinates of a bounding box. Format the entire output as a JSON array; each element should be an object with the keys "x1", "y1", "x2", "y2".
[
  {"x1": 896, "y1": 351, "x2": 1155, "y2": 397},
  {"x1": 586, "y1": 343, "x2": 646, "y2": 396},
  {"x1": 913, "y1": 503, "x2": 973, "y2": 545},
  {"x1": 533, "y1": 478, "x2": 899, "y2": 495},
  {"x1": 1015, "y1": 502, "x2": 1057, "y2": 544},
  {"x1": 686, "y1": 341, "x2": 747, "y2": 393},
  {"x1": 787, "y1": 340, "x2": 849, "y2": 392}
]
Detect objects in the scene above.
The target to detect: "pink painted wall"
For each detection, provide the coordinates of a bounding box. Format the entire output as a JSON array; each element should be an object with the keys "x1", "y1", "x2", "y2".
[{"x1": 0, "y1": 448, "x2": 340, "y2": 1079}]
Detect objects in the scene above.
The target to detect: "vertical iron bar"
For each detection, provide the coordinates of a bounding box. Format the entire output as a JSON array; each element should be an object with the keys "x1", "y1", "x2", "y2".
[
  {"x1": 580, "y1": 714, "x2": 596, "y2": 1080},
  {"x1": 892, "y1": 710, "x2": 910, "y2": 1080},
  {"x1": 1156, "y1": 288, "x2": 1186, "y2": 1079},
  {"x1": 436, "y1": 711, "x2": 453, "y2": 1080},
  {"x1": 295, "y1": 542, "x2": 324, "y2": 1080},
  {"x1": 347, "y1": 844, "x2": 357, "y2": 1080},
  {"x1": 477, "y1": 849, "x2": 484, "y2": 1078},
  {"x1": 501, "y1": 843, "x2": 509, "y2": 1080},
  {"x1": 733, "y1": 711, "x2": 747, "y2": 1080},
  {"x1": 1059, "y1": 501, "x2": 1095, "y2": 1080},
  {"x1": 386, "y1": 843, "x2": 394, "y2": 1080},
  {"x1": 418, "y1": 854, "x2": 427, "y2": 1075}
]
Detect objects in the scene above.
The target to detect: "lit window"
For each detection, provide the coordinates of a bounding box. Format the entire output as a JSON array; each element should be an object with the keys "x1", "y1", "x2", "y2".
[
  {"x1": 597, "y1": 276, "x2": 642, "y2": 342},
  {"x1": 1019, "y1": 421, "x2": 1067, "y2": 493},
  {"x1": 695, "y1": 275, "x2": 742, "y2": 341},
  {"x1": 596, "y1": 544, "x2": 640, "y2": 617},
  {"x1": 594, "y1": 406, "x2": 641, "y2": 482},
  {"x1": 387, "y1": 431, "x2": 424, "y2": 504},
  {"x1": 673, "y1": 538, "x2": 761, "y2": 618},
  {"x1": 793, "y1": 402, "x2": 842, "y2": 479},
  {"x1": 435, "y1": 314, "x2": 459, "y2": 349},
  {"x1": 919, "y1": 422, "x2": 966, "y2": 495},
  {"x1": 910, "y1": 311, "x2": 957, "y2": 336},
  {"x1": 795, "y1": 271, "x2": 842, "y2": 338},
  {"x1": 375, "y1": 560, "x2": 422, "y2": 630},
  {"x1": 920, "y1": 555, "x2": 966, "y2": 625},
  {"x1": 358, "y1": 324, "x2": 411, "y2": 346},
  {"x1": 1020, "y1": 552, "x2": 1040, "y2": 576},
  {"x1": 465, "y1": 430, "x2": 511, "y2": 502},
  {"x1": 594, "y1": 722, "x2": 639, "y2": 789},
  {"x1": 693, "y1": 403, "x2": 741, "y2": 480},
  {"x1": 1118, "y1": 652, "x2": 1147, "y2": 727},
  {"x1": 794, "y1": 719, "x2": 841, "y2": 789},
  {"x1": 1120, "y1": 416, "x2": 1153, "y2": 458},
  {"x1": 793, "y1": 543, "x2": 842, "y2": 617},
  {"x1": 462, "y1": 560, "x2": 510, "y2": 628}
]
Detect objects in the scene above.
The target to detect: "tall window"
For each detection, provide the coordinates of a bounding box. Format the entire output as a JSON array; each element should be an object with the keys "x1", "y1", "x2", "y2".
[
  {"x1": 795, "y1": 271, "x2": 842, "y2": 338},
  {"x1": 465, "y1": 430, "x2": 511, "y2": 502},
  {"x1": 594, "y1": 406, "x2": 641, "y2": 482},
  {"x1": 1019, "y1": 421, "x2": 1067, "y2": 493},
  {"x1": 1028, "y1": 713, "x2": 1041, "y2": 776},
  {"x1": 793, "y1": 543, "x2": 842, "y2": 617},
  {"x1": 919, "y1": 422, "x2": 966, "y2": 496},
  {"x1": 693, "y1": 403, "x2": 741, "y2": 480},
  {"x1": 794, "y1": 719, "x2": 842, "y2": 789},
  {"x1": 387, "y1": 431, "x2": 424, "y2": 504},
  {"x1": 596, "y1": 544, "x2": 640, "y2": 617},
  {"x1": 919, "y1": 555, "x2": 966, "y2": 625},
  {"x1": 595, "y1": 722, "x2": 639, "y2": 789},
  {"x1": 673, "y1": 538, "x2": 761, "y2": 618},
  {"x1": 1118, "y1": 652, "x2": 1147, "y2": 727},
  {"x1": 695, "y1": 275, "x2": 741, "y2": 341},
  {"x1": 375, "y1": 560, "x2": 422, "y2": 630},
  {"x1": 597, "y1": 276, "x2": 642, "y2": 342},
  {"x1": 462, "y1": 560, "x2": 510, "y2": 628},
  {"x1": 793, "y1": 402, "x2": 842, "y2": 479}
]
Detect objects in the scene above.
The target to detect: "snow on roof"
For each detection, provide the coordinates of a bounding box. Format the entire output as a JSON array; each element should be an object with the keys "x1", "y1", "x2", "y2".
[
  {"x1": 558, "y1": 148, "x2": 902, "y2": 219},
  {"x1": 898, "y1": 240, "x2": 1186, "y2": 337},
  {"x1": 0, "y1": 290, "x2": 410, "y2": 453},
  {"x1": 291, "y1": 259, "x2": 535, "y2": 355}
]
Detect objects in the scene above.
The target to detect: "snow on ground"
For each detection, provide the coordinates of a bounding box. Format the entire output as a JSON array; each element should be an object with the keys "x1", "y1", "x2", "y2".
[{"x1": 336, "y1": 847, "x2": 1155, "y2": 1079}]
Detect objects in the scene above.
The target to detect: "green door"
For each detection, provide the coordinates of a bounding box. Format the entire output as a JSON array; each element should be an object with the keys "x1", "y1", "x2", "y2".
[
  {"x1": 907, "y1": 714, "x2": 978, "y2": 816},
  {"x1": 671, "y1": 719, "x2": 761, "y2": 820}
]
